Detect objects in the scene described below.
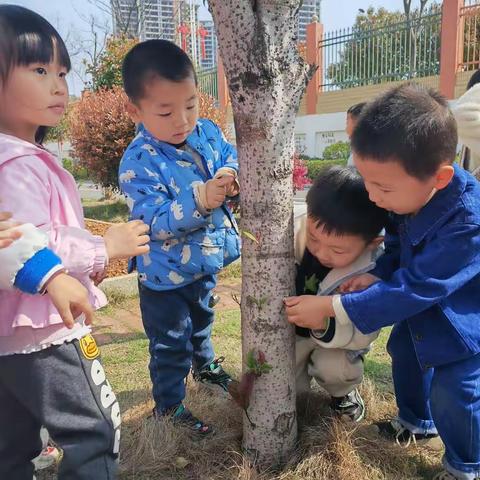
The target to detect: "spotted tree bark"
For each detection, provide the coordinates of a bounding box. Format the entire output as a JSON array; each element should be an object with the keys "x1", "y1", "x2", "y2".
[{"x1": 208, "y1": 0, "x2": 315, "y2": 467}]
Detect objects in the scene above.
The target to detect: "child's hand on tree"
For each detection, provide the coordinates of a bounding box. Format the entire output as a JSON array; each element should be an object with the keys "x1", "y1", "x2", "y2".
[
  {"x1": 45, "y1": 272, "x2": 94, "y2": 329},
  {"x1": 0, "y1": 211, "x2": 22, "y2": 248},
  {"x1": 339, "y1": 273, "x2": 380, "y2": 293},
  {"x1": 284, "y1": 295, "x2": 334, "y2": 330},
  {"x1": 205, "y1": 175, "x2": 235, "y2": 209},
  {"x1": 104, "y1": 220, "x2": 150, "y2": 260}
]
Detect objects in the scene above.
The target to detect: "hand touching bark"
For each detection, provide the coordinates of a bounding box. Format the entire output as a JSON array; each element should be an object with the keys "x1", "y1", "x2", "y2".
[{"x1": 284, "y1": 295, "x2": 334, "y2": 330}]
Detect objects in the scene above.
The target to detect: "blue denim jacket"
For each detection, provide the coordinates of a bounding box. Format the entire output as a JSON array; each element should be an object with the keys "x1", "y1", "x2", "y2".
[
  {"x1": 118, "y1": 119, "x2": 241, "y2": 291},
  {"x1": 342, "y1": 165, "x2": 480, "y2": 368}
]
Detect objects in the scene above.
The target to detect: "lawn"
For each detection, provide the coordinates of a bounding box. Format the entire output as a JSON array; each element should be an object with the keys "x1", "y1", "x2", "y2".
[
  {"x1": 82, "y1": 198, "x2": 130, "y2": 223},
  {"x1": 93, "y1": 306, "x2": 442, "y2": 480},
  {"x1": 35, "y1": 283, "x2": 443, "y2": 480}
]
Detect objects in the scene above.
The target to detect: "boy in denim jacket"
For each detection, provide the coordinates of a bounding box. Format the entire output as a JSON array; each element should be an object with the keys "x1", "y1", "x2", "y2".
[{"x1": 286, "y1": 83, "x2": 480, "y2": 480}]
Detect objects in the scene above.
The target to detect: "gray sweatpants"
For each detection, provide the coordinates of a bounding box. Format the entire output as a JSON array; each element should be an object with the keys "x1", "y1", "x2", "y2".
[
  {"x1": 0, "y1": 335, "x2": 120, "y2": 480},
  {"x1": 296, "y1": 335, "x2": 364, "y2": 397}
]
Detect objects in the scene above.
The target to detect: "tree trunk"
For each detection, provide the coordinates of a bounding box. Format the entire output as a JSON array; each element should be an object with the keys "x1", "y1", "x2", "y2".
[{"x1": 208, "y1": 0, "x2": 315, "y2": 468}]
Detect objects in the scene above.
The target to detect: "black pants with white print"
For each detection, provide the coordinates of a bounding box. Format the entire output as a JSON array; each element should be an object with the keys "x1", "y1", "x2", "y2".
[{"x1": 0, "y1": 335, "x2": 120, "y2": 480}]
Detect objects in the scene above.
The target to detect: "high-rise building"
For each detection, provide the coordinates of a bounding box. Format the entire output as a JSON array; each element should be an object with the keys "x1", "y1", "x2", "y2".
[
  {"x1": 198, "y1": 20, "x2": 217, "y2": 70},
  {"x1": 112, "y1": 0, "x2": 199, "y2": 62},
  {"x1": 112, "y1": 0, "x2": 139, "y2": 38},
  {"x1": 112, "y1": 1, "x2": 320, "y2": 69},
  {"x1": 297, "y1": 0, "x2": 322, "y2": 42}
]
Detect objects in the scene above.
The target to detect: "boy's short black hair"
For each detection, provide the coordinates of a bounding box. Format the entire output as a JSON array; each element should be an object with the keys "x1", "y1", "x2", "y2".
[
  {"x1": 306, "y1": 166, "x2": 388, "y2": 242},
  {"x1": 351, "y1": 82, "x2": 457, "y2": 180},
  {"x1": 347, "y1": 102, "x2": 366, "y2": 118},
  {"x1": 122, "y1": 39, "x2": 197, "y2": 102}
]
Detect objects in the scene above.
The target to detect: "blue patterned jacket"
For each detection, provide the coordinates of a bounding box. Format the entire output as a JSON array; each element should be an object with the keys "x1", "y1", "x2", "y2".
[{"x1": 118, "y1": 119, "x2": 241, "y2": 291}]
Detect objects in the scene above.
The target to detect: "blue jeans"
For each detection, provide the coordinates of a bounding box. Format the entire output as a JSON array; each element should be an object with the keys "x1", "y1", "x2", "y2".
[
  {"x1": 138, "y1": 275, "x2": 216, "y2": 413},
  {"x1": 388, "y1": 321, "x2": 480, "y2": 479}
]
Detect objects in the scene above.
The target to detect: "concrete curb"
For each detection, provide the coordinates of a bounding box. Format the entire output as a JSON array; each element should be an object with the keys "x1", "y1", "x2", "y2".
[{"x1": 100, "y1": 272, "x2": 138, "y2": 298}]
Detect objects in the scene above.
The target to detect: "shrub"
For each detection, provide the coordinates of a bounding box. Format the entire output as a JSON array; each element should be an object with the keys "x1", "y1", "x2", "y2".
[
  {"x1": 63, "y1": 158, "x2": 89, "y2": 182},
  {"x1": 306, "y1": 159, "x2": 348, "y2": 181},
  {"x1": 198, "y1": 93, "x2": 228, "y2": 137},
  {"x1": 70, "y1": 87, "x2": 229, "y2": 192},
  {"x1": 293, "y1": 152, "x2": 310, "y2": 192},
  {"x1": 322, "y1": 141, "x2": 350, "y2": 160},
  {"x1": 70, "y1": 86, "x2": 136, "y2": 191},
  {"x1": 87, "y1": 36, "x2": 139, "y2": 91}
]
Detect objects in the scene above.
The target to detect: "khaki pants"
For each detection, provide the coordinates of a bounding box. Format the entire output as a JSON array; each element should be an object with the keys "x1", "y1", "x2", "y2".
[{"x1": 296, "y1": 335, "x2": 364, "y2": 397}]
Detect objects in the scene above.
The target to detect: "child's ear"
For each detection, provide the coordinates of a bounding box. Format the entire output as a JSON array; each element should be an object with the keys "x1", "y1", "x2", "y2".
[
  {"x1": 366, "y1": 235, "x2": 384, "y2": 251},
  {"x1": 434, "y1": 165, "x2": 455, "y2": 191},
  {"x1": 126, "y1": 100, "x2": 141, "y2": 124}
]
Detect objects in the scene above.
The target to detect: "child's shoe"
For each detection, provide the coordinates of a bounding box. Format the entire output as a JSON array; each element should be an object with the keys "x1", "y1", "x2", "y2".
[
  {"x1": 376, "y1": 418, "x2": 441, "y2": 449},
  {"x1": 32, "y1": 445, "x2": 62, "y2": 470},
  {"x1": 155, "y1": 404, "x2": 213, "y2": 435},
  {"x1": 330, "y1": 388, "x2": 365, "y2": 422},
  {"x1": 193, "y1": 357, "x2": 232, "y2": 394}
]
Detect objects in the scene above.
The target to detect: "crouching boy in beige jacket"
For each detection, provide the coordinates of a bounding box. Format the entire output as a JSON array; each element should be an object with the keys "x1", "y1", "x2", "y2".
[{"x1": 293, "y1": 167, "x2": 388, "y2": 422}]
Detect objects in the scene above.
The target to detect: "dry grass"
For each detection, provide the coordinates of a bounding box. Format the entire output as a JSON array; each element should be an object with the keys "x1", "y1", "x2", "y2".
[
  {"x1": 37, "y1": 311, "x2": 444, "y2": 480},
  {"x1": 114, "y1": 379, "x2": 442, "y2": 480}
]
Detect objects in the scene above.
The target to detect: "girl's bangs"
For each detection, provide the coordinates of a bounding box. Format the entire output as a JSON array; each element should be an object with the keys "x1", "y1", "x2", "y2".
[{"x1": 15, "y1": 31, "x2": 71, "y2": 71}]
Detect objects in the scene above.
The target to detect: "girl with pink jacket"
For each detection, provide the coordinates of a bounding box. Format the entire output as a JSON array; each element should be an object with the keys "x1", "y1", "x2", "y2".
[{"x1": 0, "y1": 6, "x2": 149, "y2": 479}]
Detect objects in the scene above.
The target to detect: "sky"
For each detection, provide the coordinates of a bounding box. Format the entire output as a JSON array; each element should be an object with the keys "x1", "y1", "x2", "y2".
[{"x1": 6, "y1": 0, "x2": 421, "y2": 95}]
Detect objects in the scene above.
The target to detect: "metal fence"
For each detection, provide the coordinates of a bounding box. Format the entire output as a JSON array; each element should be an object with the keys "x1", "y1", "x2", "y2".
[
  {"x1": 319, "y1": 8, "x2": 442, "y2": 91},
  {"x1": 197, "y1": 67, "x2": 218, "y2": 101},
  {"x1": 460, "y1": 1, "x2": 480, "y2": 71}
]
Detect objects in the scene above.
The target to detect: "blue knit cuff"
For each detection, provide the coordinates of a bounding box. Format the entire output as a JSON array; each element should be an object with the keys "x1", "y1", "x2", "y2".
[{"x1": 14, "y1": 248, "x2": 62, "y2": 294}]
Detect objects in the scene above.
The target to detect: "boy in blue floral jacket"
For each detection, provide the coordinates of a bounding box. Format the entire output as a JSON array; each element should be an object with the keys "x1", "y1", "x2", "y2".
[{"x1": 119, "y1": 40, "x2": 241, "y2": 434}]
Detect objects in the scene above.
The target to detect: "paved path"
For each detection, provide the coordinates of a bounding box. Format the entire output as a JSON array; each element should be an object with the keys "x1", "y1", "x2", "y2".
[{"x1": 94, "y1": 278, "x2": 241, "y2": 345}]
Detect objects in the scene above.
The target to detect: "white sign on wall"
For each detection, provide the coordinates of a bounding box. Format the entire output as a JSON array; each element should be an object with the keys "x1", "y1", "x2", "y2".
[
  {"x1": 295, "y1": 111, "x2": 349, "y2": 158},
  {"x1": 315, "y1": 131, "x2": 347, "y2": 158}
]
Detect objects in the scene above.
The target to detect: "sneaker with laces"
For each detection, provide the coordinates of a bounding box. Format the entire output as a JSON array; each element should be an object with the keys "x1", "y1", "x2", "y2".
[
  {"x1": 193, "y1": 357, "x2": 232, "y2": 394},
  {"x1": 155, "y1": 404, "x2": 213, "y2": 435},
  {"x1": 32, "y1": 445, "x2": 62, "y2": 471},
  {"x1": 330, "y1": 388, "x2": 365, "y2": 422},
  {"x1": 376, "y1": 418, "x2": 440, "y2": 448}
]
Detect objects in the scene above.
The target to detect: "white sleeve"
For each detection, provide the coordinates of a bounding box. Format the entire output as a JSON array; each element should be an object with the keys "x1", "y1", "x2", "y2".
[
  {"x1": 0, "y1": 223, "x2": 48, "y2": 290},
  {"x1": 310, "y1": 294, "x2": 379, "y2": 350},
  {"x1": 452, "y1": 84, "x2": 480, "y2": 157}
]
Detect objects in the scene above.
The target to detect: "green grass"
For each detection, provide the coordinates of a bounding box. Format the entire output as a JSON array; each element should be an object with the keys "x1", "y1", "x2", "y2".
[
  {"x1": 38, "y1": 304, "x2": 441, "y2": 480},
  {"x1": 100, "y1": 307, "x2": 392, "y2": 398},
  {"x1": 306, "y1": 159, "x2": 348, "y2": 181},
  {"x1": 364, "y1": 327, "x2": 393, "y2": 393},
  {"x1": 101, "y1": 336, "x2": 151, "y2": 407},
  {"x1": 82, "y1": 199, "x2": 130, "y2": 222},
  {"x1": 96, "y1": 291, "x2": 137, "y2": 316},
  {"x1": 218, "y1": 260, "x2": 242, "y2": 280},
  {"x1": 212, "y1": 309, "x2": 242, "y2": 375}
]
